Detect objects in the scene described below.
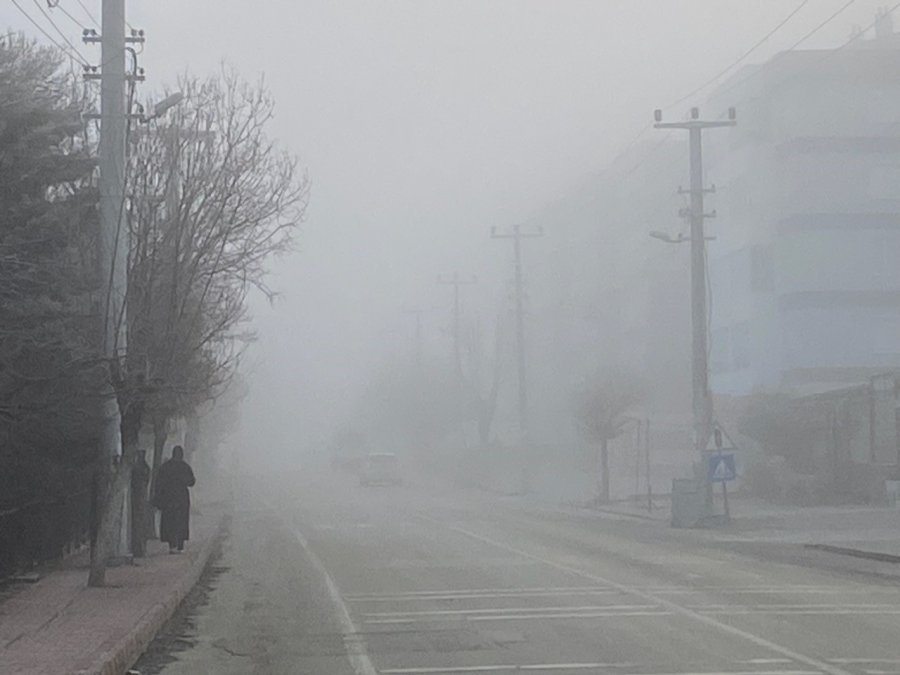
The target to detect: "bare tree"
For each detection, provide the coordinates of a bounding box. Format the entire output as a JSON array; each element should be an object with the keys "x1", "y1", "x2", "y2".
[
  {"x1": 572, "y1": 368, "x2": 644, "y2": 504},
  {"x1": 89, "y1": 67, "x2": 308, "y2": 584}
]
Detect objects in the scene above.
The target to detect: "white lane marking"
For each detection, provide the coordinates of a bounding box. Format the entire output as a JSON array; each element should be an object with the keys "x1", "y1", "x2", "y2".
[
  {"x1": 379, "y1": 667, "x2": 628, "y2": 674},
  {"x1": 705, "y1": 609, "x2": 900, "y2": 616},
  {"x1": 656, "y1": 589, "x2": 844, "y2": 596},
  {"x1": 364, "y1": 604, "x2": 658, "y2": 617},
  {"x1": 314, "y1": 523, "x2": 374, "y2": 531},
  {"x1": 287, "y1": 522, "x2": 378, "y2": 675},
  {"x1": 346, "y1": 588, "x2": 619, "y2": 601},
  {"x1": 347, "y1": 586, "x2": 610, "y2": 597},
  {"x1": 425, "y1": 518, "x2": 854, "y2": 675},
  {"x1": 741, "y1": 661, "x2": 795, "y2": 665},
  {"x1": 345, "y1": 585, "x2": 885, "y2": 601},
  {"x1": 692, "y1": 604, "x2": 899, "y2": 610},
  {"x1": 380, "y1": 667, "x2": 513, "y2": 674},
  {"x1": 380, "y1": 667, "x2": 821, "y2": 674},
  {"x1": 365, "y1": 610, "x2": 673, "y2": 624},
  {"x1": 366, "y1": 606, "x2": 900, "y2": 624},
  {"x1": 516, "y1": 665, "x2": 637, "y2": 671},
  {"x1": 349, "y1": 591, "x2": 625, "y2": 602},
  {"x1": 831, "y1": 660, "x2": 900, "y2": 665}
]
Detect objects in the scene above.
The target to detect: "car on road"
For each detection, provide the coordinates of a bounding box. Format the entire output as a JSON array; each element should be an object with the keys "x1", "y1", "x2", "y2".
[{"x1": 359, "y1": 452, "x2": 402, "y2": 487}]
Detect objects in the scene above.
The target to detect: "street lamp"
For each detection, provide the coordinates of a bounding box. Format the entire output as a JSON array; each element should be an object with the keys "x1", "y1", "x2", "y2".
[
  {"x1": 649, "y1": 230, "x2": 715, "y2": 244},
  {"x1": 151, "y1": 92, "x2": 184, "y2": 119},
  {"x1": 131, "y1": 91, "x2": 185, "y2": 124}
]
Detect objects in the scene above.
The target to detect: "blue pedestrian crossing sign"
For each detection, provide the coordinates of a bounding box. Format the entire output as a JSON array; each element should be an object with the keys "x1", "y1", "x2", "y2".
[{"x1": 707, "y1": 453, "x2": 736, "y2": 483}]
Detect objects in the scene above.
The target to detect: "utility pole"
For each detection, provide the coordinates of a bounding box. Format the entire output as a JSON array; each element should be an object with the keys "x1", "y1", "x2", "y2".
[
  {"x1": 81, "y1": 0, "x2": 127, "y2": 587},
  {"x1": 403, "y1": 307, "x2": 426, "y2": 368},
  {"x1": 437, "y1": 273, "x2": 477, "y2": 375},
  {"x1": 653, "y1": 107, "x2": 736, "y2": 460},
  {"x1": 83, "y1": 0, "x2": 146, "y2": 585},
  {"x1": 491, "y1": 224, "x2": 543, "y2": 442}
]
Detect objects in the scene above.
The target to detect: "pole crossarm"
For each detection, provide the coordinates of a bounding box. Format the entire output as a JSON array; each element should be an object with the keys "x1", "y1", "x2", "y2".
[
  {"x1": 654, "y1": 120, "x2": 736, "y2": 130},
  {"x1": 490, "y1": 225, "x2": 544, "y2": 240}
]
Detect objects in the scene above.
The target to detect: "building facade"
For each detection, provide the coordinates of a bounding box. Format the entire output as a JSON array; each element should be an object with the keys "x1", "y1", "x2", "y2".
[{"x1": 707, "y1": 23, "x2": 900, "y2": 397}]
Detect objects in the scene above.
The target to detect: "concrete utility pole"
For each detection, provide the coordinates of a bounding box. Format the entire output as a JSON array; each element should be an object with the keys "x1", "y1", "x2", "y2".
[
  {"x1": 491, "y1": 224, "x2": 543, "y2": 441},
  {"x1": 653, "y1": 107, "x2": 736, "y2": 459},
  {"x1": 403, "y1": 307, "x2": 426, "y2": 368},
  {"x1": 81, "y1": 0, "x2": 128, "y2": 586},
  {"x1": 83, "y1": 0, "x2": 148, "y2": 584},
  {"x1": 437, "y1": 274, "x2": 477, "y2": 375},
  {"x1": 95, "y1": 0, "x2": 129, "y2": 360}
]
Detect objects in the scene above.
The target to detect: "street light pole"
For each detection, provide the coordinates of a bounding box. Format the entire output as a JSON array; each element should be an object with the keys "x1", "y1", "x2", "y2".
[{"x1": 653, "y1": 107, "x2": 735, "y2": 460}]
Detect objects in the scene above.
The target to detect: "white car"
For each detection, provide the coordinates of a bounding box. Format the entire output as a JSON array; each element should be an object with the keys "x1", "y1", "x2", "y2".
[{"x1": 359, "y1": 453, "x2": 403, "y2": 487}]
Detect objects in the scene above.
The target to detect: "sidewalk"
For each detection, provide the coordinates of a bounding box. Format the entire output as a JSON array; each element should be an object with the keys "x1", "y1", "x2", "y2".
[
  {"x1": 0, "y1": 504, "x2": 228, "y2": 675},
  {"x1": 581, "y1": 495, "x2": 900, "y2": 574}
]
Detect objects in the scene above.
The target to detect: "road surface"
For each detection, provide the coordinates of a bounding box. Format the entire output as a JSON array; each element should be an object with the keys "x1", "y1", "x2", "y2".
[{"x1": 135, "y1": 470, "x2": 900, "y2": 675}]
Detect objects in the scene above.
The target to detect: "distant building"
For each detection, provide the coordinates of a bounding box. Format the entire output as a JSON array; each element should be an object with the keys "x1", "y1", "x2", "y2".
[{"x1": 706, "y1": 15, "x2": 900, "y2": 396}]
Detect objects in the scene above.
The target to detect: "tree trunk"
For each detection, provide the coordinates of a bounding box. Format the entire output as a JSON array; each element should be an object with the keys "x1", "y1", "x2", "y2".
[
  {"x1": 148, "y1": 412, "x2": 169, "y2": 539},
  {"x1": 120, "y1": 399, "x2": 144, "y2": 557},
  {"x1": 89, "y1": 386, "x2": 144, "y2": 586},
  {"x1": 185, "y1": 414, "x2": 200, "y2": 465},
  {"x1": 599, "y1": 438, "x2": 610, "y2": 504}
]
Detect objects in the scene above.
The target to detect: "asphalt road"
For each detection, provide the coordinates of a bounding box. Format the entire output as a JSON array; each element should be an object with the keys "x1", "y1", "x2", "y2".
[{"x1": 136, "y1": 470, "x2": 900, "y2": 675}]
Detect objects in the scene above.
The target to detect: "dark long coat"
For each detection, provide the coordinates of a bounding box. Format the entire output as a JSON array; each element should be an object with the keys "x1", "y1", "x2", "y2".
[{"x1": 154, "y1": 458, "x2": 196, "y2": 545}]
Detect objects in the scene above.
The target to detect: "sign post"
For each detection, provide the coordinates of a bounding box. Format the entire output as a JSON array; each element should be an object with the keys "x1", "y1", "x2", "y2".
[{"x1": 707, "y1": 427, "x2": 736, "y2": 522}]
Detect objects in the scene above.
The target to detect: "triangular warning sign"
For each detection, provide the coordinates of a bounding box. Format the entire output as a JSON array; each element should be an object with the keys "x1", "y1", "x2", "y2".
[{"x1": 711, "y1": 457, "x2": 730, "y2": 480}]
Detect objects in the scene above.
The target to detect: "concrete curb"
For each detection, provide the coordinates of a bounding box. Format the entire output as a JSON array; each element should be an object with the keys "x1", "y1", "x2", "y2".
[
  {"x1": 82, "y1": 513, "x2": 229, "y2": 675},
  {"x1": 804, "y1": 543, "x2": 900, "y2": 564},
  {"x1": 580, "y1": 504, "x2": 666, "y2": 522},
  {"x1": 798, "y1": 544, "x2": 900, "y2": 581}
]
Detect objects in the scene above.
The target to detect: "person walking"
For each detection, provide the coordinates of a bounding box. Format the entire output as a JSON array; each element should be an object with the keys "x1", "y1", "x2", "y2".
[{"x1": 153, "y1": 445, "x2": 196, "y2": 553}]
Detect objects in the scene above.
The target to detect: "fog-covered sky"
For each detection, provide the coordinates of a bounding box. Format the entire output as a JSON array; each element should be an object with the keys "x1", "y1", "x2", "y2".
[{"x1": 2, "y1": 1, "x2": 888, "y2": 462}]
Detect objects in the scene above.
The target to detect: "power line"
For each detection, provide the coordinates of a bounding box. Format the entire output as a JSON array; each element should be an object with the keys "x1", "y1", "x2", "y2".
[
  {"x1": 30, "y1": 0, "x2": 90, "y2": 61},
  {"x1": 48, "y1": 0, "x2": 89, "y2": 31},
  {"x1": 715, "y1": 0, "x2": 899, "y2": 108},
  {"x1": 74, "y1": 0, "x2": 99, "y2": 28},
  {"x1": 611, "y1": 0, "x2": 867, "y2": 179},
  {"x1": 664, "y1": 0, "x2": 812, "y2": 110},
  {"x1": 9, "y1": 0, "x2": 89, "y2": 65},
  {"x1": 605, "y1": 1, "x2": 812, "y2": 176},
  {"x1": 783, "y1": 0, "x2": 859, "y2": 52}
]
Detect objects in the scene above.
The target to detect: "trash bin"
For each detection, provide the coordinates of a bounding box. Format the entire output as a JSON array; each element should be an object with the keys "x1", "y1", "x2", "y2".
[
  {"x1": 886, "y1": 480, "x2": 900, "y2": 508},
  {"x1": 671, "y1": 478, "x2": 708, "y2": 528}
]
